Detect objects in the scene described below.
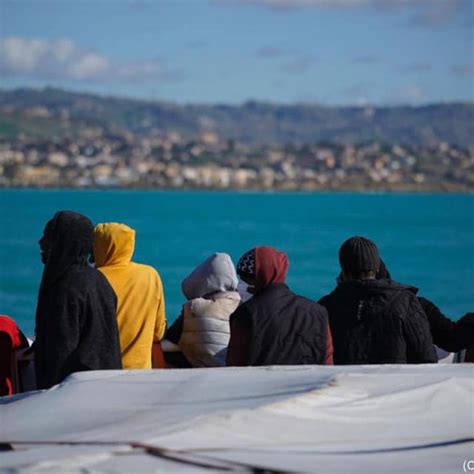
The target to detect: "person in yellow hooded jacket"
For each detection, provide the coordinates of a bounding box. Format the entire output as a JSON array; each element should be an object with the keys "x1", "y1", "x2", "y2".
[{"x1": 93, "y1": 223, "x2": 167, "y2": 369}]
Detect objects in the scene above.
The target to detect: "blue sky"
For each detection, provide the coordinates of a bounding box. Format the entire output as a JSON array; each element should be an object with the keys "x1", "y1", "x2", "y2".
[{"x1": 0, "y1": 0, "x2": 472, "y2": 105}]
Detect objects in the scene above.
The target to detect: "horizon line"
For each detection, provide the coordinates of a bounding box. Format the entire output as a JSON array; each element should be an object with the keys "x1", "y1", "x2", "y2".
[{"x1": 1, "y1": 85, "x2": 473, "y2": 109}]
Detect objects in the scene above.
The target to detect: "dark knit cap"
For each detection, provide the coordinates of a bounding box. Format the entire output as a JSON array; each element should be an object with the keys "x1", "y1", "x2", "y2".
[
  {"x1": 339, "y1": 236, "x2": 380, "y2": 275},
  {"x1": 237, "y1": 249, "x2": 255, "y2": 277}
]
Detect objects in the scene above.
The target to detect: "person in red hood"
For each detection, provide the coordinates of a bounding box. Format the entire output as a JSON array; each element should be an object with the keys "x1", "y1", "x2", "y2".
[
  {"x1": 227, "y1": 246, "x2": 333, "y2": 366},
  {"x1": 0, "y1": 315, "x2": 29, "y2": 396}
]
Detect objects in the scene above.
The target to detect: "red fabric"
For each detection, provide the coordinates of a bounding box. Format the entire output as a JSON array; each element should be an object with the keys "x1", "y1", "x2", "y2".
[
  {"x1": 325, "y1": 323, "x2": 334, "y2": 365},
  {"x1": 254, "y1": 246, "x2": 289, "y2": 293},
  {"x1": 0, "y1": 315, "x2": 22, "y2": 348},
  {"x1": 0, "y1": 315, "x2": 27, "y2": 396},
  {"x1": 152, "y1": 342, "x2": 165, "y2": 369}
]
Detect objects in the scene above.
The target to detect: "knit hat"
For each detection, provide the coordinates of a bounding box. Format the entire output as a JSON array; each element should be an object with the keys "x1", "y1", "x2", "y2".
[
  {"x1": 339, "y1": 236, "x2": 380, "y2": 276},
  {"x1": 237, "y1": 249, "x2": 255, "y2": 277}
]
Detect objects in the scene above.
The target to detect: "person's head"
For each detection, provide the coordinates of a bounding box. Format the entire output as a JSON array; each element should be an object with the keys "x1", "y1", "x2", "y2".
[
  {"x1": 181, "y1": 253, "x2": 238, "y2": 300},
  {"x1": 93, "y1": 223, "x2": 135, "y2": 268},
  {"x1": 39, "y1": 220, "x2": 54, "y2": 264},
  {"x1": 39, "y1": 211, "x2": 93, "y2": 266},
  {"x1": 339, "y1": 236, "x2": 380, "y2": 281},
  {"x1": 236, "y1": 246, "x2": 288, "y2": 294},
  {"x1": 336, "y1": 257, "x2": 391, "y2": 285}
]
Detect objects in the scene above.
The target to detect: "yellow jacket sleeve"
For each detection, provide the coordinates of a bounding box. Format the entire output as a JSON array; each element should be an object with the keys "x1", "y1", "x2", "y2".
[{"x1": 153, "y1": 273, "x2": 167, "y2": 341}]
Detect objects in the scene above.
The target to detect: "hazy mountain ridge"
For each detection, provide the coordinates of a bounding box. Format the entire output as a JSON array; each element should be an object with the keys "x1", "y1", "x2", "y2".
[{"x1": 0, "y1": 88, "x2": 472, "y2": 146}]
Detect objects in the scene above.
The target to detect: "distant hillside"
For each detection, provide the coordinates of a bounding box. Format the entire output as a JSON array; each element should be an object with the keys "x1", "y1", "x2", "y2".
[{"x1": 0, "y1": 87, "x2": 473, "y2": 146}]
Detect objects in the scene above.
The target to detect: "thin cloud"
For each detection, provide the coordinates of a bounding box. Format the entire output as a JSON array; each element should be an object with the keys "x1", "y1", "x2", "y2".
[
  {"x1": 353, "y1": 55, "x2": 378, "y2": 65},
  {"x1": 403, "y1": 62, "x2": 433, "y2": 73},
  {"x1": 187, "y1": 40, "x2": 208, "y2": 50},
  {"x1": 281, "y1": 56, "x2": 317, "y2": 74},
  {"x1": 127, "y1": 0, "x2": 150, "y2": 11},
  {"x1": 407, "y1": 0, "x2": 467, "y2": 27},
  {"x1": 256, "y1": 47, "x2": 286, "y2": 58},
  {"x1": 0, "y1": 36, "x2": 168, "y2": 83},
  {"x1": 451, "y1": 64, "x2": 474, "y2": 77},
  {"x1": 216, "y1": 0, "x2": 468, "y2": 27}
]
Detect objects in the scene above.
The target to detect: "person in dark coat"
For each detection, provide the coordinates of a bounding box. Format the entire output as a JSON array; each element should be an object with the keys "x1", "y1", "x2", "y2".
[
  {"x1": 418, "y1": 299, "x2": 473, "y2": 354},
  {"x1": 34, "y1": 211, "x2": 122, "y2": 389},
  {"x1": 226, "y1": 246, "x2": 333, "y2": 366},
  {"x1": 319, "y1": 236, "x2": 437, "y2": 365},
  {"x1": 374, "y1": 259, "x2": 474, "y2": 355}
]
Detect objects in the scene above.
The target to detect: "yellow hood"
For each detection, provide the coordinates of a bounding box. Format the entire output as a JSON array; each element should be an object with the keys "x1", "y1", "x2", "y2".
[{"x1": 94, "y1": 223, "x2": 135, "y2": 267}]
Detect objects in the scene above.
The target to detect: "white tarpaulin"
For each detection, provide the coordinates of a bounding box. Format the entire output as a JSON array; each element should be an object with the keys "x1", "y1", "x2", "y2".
[{"x1": 0, "y1": 364, "x2": 473, "y2": 473}]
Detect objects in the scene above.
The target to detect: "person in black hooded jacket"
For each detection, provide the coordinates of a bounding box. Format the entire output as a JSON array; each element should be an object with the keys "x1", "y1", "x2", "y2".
[
  {"x1": 34, "y1": 211, "x2": 122, "y2": 389},
  {"x1": 319, "y1": 236, "x2": 437, "y2": 365},
  {"x1": 375, "y1": 259, "x2": 474, "y2": 354}
]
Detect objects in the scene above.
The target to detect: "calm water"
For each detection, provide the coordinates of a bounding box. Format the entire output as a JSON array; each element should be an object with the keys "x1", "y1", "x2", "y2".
[{"x1": 0, "y1": 190, "x2": 473, "y2": 335}]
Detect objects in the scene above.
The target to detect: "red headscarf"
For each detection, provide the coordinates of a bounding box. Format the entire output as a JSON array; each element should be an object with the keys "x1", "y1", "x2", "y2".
[{"x1": 254, "y1": 246, "x2": 289, "y2": 293}]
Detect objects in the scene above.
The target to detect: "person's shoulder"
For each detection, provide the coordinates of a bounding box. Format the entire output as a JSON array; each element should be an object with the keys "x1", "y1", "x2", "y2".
[
  {"x1": 61, "y1": 265, "x2": 96, "y2": 284},
  {"x1": 293, "y1": 292, "x2": 328, "y2": 316},
  {"x1": 384, "y1": 283, "x2": 422, "y2": 320},
  {"x1": 245, "y1": 286, "x2": 279, "y2": 309},
  {"x1": 318, "y1": 288, "x2": 337, "y2": 305},
  {"x1": 82, "y1": 265, "x2": 109, "y2": 281},
  {"x1": 53, "y1": 266, "x2": 100, "y2": 298},
  {"x1": 260, "y1": 283, "x2": 290, "y2": 298},
  {"x1": 318, "y1": 291, "x2": 334, "y2": 308},
  {"x1": 374, "y1": 279, "x2": 418, "y2": 294},
  {"x1": 388, "y1": 284, "x2": 419, "y2": 303},
  {"x1": 130, "y1": 261, "x2": 161, "y2": 279}
]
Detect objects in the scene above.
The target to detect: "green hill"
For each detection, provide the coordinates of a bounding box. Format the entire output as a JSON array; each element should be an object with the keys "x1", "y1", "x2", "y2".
[{"x1": 0, "y1": 87, "x2": 472, "y2": 146}]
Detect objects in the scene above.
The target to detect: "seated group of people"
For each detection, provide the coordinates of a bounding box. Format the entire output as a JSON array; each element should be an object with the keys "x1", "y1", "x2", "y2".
[{"x1": 1, "y1": 210, "x2": 473, "y2": 396}]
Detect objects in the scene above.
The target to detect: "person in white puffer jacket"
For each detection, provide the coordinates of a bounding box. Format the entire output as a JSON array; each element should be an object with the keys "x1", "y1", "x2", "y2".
[{"x1": 166, "y1": 253, "x2": 241, "y2": 367}]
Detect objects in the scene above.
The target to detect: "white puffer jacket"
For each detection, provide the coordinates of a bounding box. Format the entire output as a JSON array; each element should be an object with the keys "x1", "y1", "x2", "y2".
[
  {"x1": 178, "y1": 253, "x2": 241, "y2": 367},
  {"x1": 179, "y1": 291, "x2": 240, "y2": 367}
]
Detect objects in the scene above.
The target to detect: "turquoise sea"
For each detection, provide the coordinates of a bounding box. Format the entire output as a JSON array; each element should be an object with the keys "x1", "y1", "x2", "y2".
[{"x1": 0, "y1": 190, "x2": 473, "y2": 336}]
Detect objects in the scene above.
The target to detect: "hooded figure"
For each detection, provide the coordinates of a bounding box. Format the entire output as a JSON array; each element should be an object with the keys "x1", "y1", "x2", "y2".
[
  {"x1": 35, "y1": 212, "x2": 122, "y2": 389},
  {"x1": 170, "y1": 253, "x2": 240, "y2": 367},
  {"x1": 227, "y1": 246, "x2": 333, "y2": 366},
  {"x1": 319, "y1": 236, "x2": 437, "y2": 364},
  {"x1": 93, "y1": 223, "x2": 166, "y2": 369}
]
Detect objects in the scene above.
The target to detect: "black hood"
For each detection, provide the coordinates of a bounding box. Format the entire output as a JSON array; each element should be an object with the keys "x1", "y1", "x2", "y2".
[{"x1": 39, "y1": 211, "x2": 94, "y2": 290}]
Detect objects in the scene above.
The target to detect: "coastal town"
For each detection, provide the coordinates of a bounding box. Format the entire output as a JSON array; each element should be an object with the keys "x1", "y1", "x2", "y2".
[{"x1": 0, "y1": 125, "x2": 473, "y2": 191}]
